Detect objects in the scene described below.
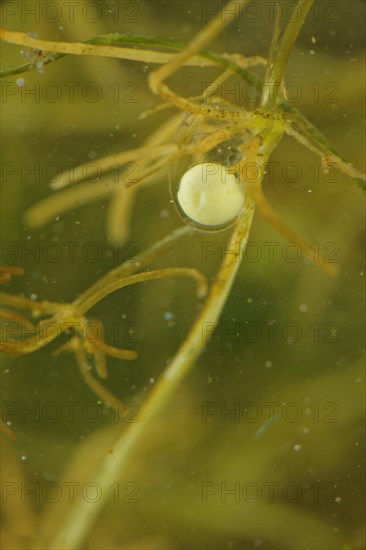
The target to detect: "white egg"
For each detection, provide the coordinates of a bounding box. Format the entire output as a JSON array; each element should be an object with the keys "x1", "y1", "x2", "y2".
[{"x1": 177, "y1": 162, "x2": 245, "y2": 228}]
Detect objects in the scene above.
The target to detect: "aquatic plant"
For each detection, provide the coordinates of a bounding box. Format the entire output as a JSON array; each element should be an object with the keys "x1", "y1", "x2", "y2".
[{"x1": 1, "y1": 1, "x2": 364, "y2": 548}]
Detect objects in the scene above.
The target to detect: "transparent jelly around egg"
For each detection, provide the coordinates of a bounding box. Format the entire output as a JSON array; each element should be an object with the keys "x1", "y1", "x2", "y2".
[{"x1": 170, "y1": 132, "x2": 246, "y2": 232}]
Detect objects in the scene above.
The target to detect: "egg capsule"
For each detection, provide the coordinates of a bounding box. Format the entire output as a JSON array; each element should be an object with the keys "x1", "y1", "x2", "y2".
[{"x1": 175, "y1": 162, "x2": 245, "y2": 231}]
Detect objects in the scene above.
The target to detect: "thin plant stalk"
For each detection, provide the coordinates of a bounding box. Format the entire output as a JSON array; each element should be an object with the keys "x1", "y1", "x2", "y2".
[
  {"x1": 0, "y1": 28, "x2": 263, "y2": 77},
  {"x1": 1, "y1": 264, "x2": 203, "y2": 354},
  {"x1": 0, "y1": 227, "x2": 193, "y2": 355},
  {"x1": 261, "y1": 0, "x2": 314, "y2": 108},
  {"x1": 73, "y1": 268, "x2": 207, "y2": 318},
  {"x1": 46, "y1": 197, "x2": 256, "y2": 549}
]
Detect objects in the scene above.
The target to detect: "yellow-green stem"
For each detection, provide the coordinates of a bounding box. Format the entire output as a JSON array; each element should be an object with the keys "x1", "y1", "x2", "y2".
[{"x1": 261, "y1": 0, "x2": 314, "y2": 109}]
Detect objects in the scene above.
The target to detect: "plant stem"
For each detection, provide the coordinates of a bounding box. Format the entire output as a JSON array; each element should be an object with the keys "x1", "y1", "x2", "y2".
[
  {"x1": 261, "y1": 0, "x2": 314, "y2": 109},
  {"x1": 73, "y1": 268, "x2": 207, "y2": 317},
  {"x1": 47, "y1": 199, "x2": 255, "y2": 549},
  {"x1": 72, "y1": 225, "x2": 192, "y2": 311}
]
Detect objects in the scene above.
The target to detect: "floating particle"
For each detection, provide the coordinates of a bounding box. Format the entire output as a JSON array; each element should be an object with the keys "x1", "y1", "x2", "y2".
[{"x1": 163, "y1": 312, "x2": 174, "y2": 321}]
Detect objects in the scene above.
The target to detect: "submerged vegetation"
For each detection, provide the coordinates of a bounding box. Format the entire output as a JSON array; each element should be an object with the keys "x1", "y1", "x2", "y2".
[{"x1": 1, "y1": 1, "x2": 365, "y2": 548}]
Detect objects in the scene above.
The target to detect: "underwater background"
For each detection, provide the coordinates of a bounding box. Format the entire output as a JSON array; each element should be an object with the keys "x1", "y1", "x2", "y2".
[{"x1": 1, "y1": 1, "x2": 365, "y2": 548}]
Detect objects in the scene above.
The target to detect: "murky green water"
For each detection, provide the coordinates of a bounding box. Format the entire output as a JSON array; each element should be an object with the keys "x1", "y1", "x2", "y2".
[{"x1": 1, "y1": 1, "x2": 365, "y2": 548}]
